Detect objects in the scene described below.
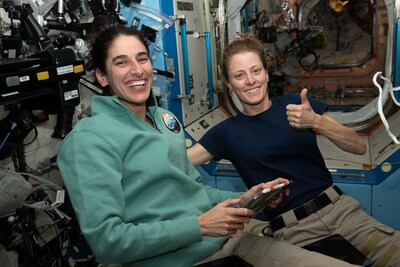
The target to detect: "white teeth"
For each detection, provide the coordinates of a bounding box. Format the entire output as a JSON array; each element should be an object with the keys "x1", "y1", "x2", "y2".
[
  {"x1": 128, "y1": 80, "x2": 145, "y2": 87},
  {"x1": 246, "y1": 88, "x2": 258, "y2": 93}
]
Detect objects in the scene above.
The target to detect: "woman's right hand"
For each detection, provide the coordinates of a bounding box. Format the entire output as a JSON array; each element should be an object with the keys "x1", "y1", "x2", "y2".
[{"x1": 197, "y1": 198, "x2": 255, "y2": 237}]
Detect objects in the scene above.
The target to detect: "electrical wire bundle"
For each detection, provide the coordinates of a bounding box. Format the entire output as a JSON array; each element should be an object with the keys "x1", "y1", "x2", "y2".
[
  {"x1": 0, "y1": 168, "x2": 84, "y2": 267},
  {"x1": 373, "y1": 72, "x2": 400, "y2": 145}
]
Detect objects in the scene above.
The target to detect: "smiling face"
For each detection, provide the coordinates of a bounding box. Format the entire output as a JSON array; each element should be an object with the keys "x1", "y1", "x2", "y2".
[
  {"x1": 95, "y1": 35, "x2": 153, "y2": 114},
  {"x1": 226, "y1": 51, "x2": 270, "y2": 115}
]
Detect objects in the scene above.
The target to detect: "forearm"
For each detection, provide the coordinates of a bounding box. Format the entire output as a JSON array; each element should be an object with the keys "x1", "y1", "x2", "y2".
[
  {"x1": 312, "y1": 113, "x2": 366, "y2": 155},
  {"x1": 187, "y1": 143, "x2": 214, "y2": 167},
  {"x1": 82, "y1": 213, "x2": 202, "y2": 263},
  {"x1": 203, "y1": 185, "x2": 242, "y2": 205}
]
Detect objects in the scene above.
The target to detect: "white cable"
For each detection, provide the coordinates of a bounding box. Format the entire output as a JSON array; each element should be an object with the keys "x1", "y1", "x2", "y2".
[
  {"x1": 377, "y1": 73, "x2": 400, "y2": 107},
  {"x1": 373, "y1": 71, "x2": 400, "y2": 145},
  {"x1": 16, "y1": 171, "x2": 65, "y2": 210},
  {"x1": 18, "y1": 172, "x2": 63, "y2": 192}
]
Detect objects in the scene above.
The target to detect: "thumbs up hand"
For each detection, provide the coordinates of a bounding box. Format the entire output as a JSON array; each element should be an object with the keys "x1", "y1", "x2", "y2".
[
  {"x1": 299, "y1": 87, "x2": 310, "y2": 106},
  {"x1": 286, "y1": 88, "x2": 319, "y2": 129}
]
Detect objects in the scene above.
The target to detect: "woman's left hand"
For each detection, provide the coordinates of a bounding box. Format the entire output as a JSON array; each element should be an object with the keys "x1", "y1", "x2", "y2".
[
  {"x1": 239, "y1": 177, "x2": 290, "y2": 208},
  {"x1": 286, "y1": 88, "x2": 320, "y2": 129}
]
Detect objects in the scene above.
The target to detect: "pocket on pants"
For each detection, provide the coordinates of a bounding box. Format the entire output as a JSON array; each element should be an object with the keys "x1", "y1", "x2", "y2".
[{"x1": 374, "y1": 223, "x2": 396, "y2": 235}]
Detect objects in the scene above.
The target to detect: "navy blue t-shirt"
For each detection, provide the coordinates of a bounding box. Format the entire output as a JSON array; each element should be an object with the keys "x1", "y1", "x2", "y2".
[{"x1": 199, "y1": 93, "x2": 333, "y2": 219}]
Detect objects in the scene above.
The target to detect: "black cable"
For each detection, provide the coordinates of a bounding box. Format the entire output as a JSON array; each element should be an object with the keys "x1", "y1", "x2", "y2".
[
  {"x1": 23, "y1": 127, "x2": 38, "y2": 146},
  {"x1": 297, "y1": 51, "x2": 318, "y2": 71}
]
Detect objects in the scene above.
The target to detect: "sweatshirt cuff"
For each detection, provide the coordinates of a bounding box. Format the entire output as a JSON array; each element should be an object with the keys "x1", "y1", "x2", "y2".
[{"x1": 169, "y1": 215, "x2": 202, "y2": 249}]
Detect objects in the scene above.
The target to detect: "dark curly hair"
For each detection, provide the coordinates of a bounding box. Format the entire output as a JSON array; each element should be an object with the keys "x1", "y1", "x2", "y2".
[{"x1": 86, "y1": 25, "x2": 149, "y2": 74}]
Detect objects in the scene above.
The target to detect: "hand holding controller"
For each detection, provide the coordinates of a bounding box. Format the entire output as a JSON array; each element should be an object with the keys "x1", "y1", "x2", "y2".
[{"x1": 245, "y1": 180, "x2": 292, "y2": 213}]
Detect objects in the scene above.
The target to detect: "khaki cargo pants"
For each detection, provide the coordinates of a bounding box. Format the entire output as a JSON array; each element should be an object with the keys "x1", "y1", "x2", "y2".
[{"x1": 196, "y1": 219, "x2": 362, "y2": 267}]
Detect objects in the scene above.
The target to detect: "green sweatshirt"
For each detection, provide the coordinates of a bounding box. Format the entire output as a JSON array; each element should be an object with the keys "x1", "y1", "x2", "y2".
[{"x1": 57, "y1": 95, "x2": 241, "y2": 267}]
